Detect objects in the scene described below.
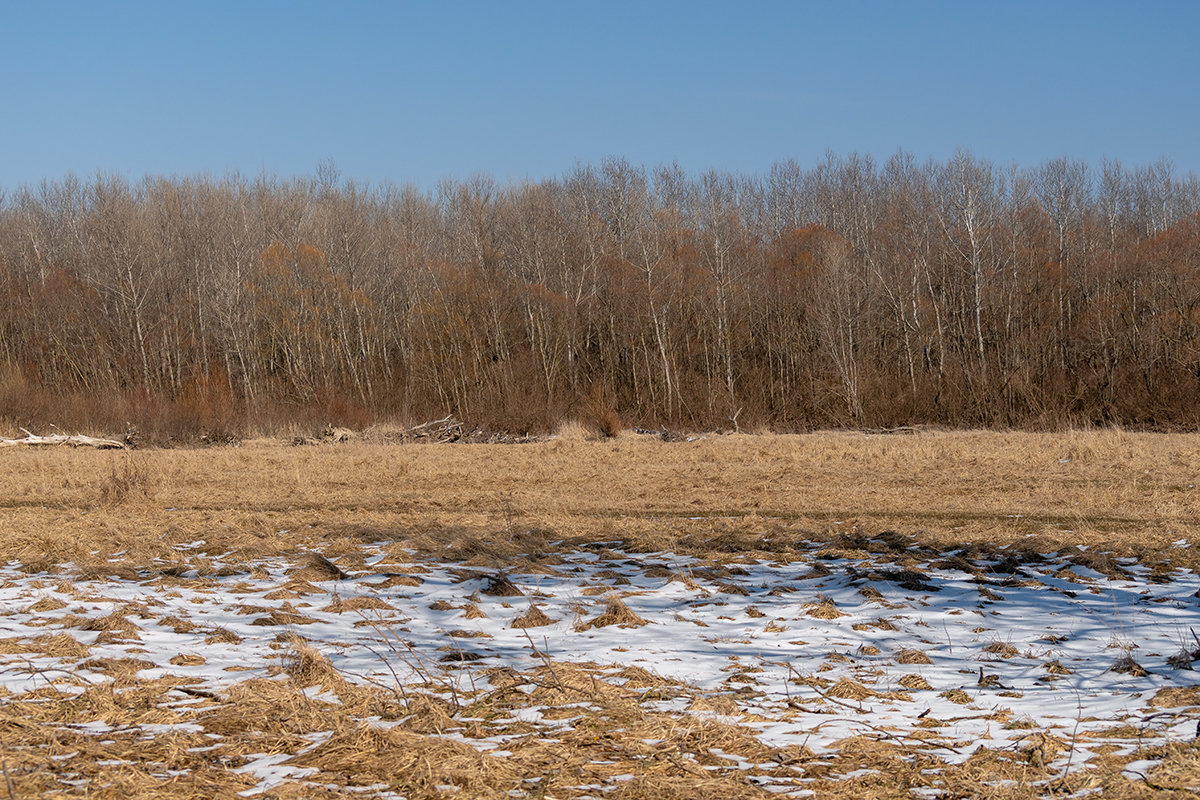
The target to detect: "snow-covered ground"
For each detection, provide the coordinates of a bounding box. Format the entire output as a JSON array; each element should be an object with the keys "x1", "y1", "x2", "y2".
[{"x1": 3, "y1": 534, "x2": 1199, "y2": 795}]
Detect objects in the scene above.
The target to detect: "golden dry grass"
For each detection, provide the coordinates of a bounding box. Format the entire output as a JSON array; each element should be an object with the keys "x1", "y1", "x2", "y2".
[
  {"x1": 4, "y1": 430, "x2": 1200, "y2": 798},
  {"x1": 2, "y1": 428, "x2": 1198, "y2": 574}
]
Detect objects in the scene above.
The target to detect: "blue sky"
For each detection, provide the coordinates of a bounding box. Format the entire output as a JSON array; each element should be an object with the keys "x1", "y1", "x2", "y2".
[{"x1": 2, "y1": 1, "x2": 1197, "y2": 189}]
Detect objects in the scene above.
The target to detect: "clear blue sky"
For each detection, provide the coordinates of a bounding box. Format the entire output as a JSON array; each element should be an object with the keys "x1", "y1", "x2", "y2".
[{"x1": 2, "y1": 1, "x2": 1197, "y2": 190}]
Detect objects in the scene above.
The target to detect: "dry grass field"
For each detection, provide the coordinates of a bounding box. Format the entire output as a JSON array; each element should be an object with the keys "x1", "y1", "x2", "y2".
[{"x1": 2, "y1": 429, "x2": 1200, "y2": 798}]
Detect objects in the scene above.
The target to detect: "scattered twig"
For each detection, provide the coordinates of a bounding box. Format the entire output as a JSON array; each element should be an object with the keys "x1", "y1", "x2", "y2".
[
  {"x1": 803, "y1": 717, "x2": 963, "y2": 754},
  {"x1": 778, "y1": 662, "x2": 869, "y2": 714},
  {"x1": 520, "y1": 626, "x2": 566, "y2": 693}
]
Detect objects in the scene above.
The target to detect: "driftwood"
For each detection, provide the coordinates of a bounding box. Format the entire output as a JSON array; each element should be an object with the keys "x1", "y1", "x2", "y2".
[
  {"x1": 861, "y1": 426, "x2": 922, "y2": 435},
  {"x1": 292, "y1": 425, "x2": 355, "y2": 446},
  {"x1": 401, "y1": 416, "x2": 542, "y2": 444},
  {"x1": 402, "y1": 415, "x2": 463, "y2": 443},
  {"x1": 633, "y1": 427, "x2": 697, "y2": 442},
  {"x1": 292, "y1": 416, "x2": 545, "y2": 447},
  {"x1": 292, "y1": 416, "x2": 463, "y2": 446},
  {"x1": 0, "y1": 428, "x2": 126, "y2": 450}
]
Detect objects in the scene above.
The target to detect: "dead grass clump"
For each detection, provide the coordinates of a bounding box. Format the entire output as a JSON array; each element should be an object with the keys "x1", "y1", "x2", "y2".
[
  {"x1": 462, "y1": 603, "x2": 487, "y2": 619},
  {"x1": 34, "y1": 678, "x2": 185, "y2": 730},
  {"x1": 554, "y1": 419, "x2": 597, "y2": 442},
  {"x1": 372, "y1": 573, "x2": 424, "y2": 587},
  {"x1": 687, "y1": 693, "x2": 741, "y2": 715},
  {"x1": 289, "y1": 723, "x2": 507, "y2": 793},
  {"x1": 78, "y1": 656, "x2": 156, "y2": 677},
  {"x1": 158, "y1": 614, "x2": 198, "y2": 633},
  {"x1": 93, "y1": 629, "x2": 141, "y2": 645},
  {"x1": 235, "y1": 603, "x2": 275, "y2": 616},
  {"x1": 576, "y1": 382, "x2": 622, "y2": 439},
  {"x1": 289, "y1": 552, "x2": 349, "y2": 581},
  {"x1": 1149, "y1": 686, "x2": 1200, "y2": 707},
  {"x1": 804, "y1": 596, "x2": 845, "y2": 619},
  {"x1": 24, "y1": 596, "x2": 68, "y2": 613},
  {"x1": 857, "y1": 585, "x2": 885, "y2": 603},
  {"x1": 1019, "y1": 731, "x2": 1069, "y2": 768},
  {"x1": 1168, "y1": 647, "x2": 1200, "y2": 669},
  {"x1": 482, "y1": 573, "x2": 524, "y2": 596},
  {"x1": 933, "y1": 555, "x2": 979, "y2": 573},
  {"x1": 169, "y1": 653, "x2": 206, "y2": 666},
  {"x1": 74, "y1": 562, "x2": 142, "y2": 581},
  {"x1": 827, "y1": 678, "x2": 880, "y2": 701},
  {"x1": 1147, "y1": 744, "x2": 1200, "y2": 791},
  {"x1": 616, "y1": 665, "x2": 672, "y2": 690},
  {"x1": 250, "y1": 609, "x2": 318, "y2": 626},
  {"x1": 320, "y1": 596, "x2": 396, "y2": 613},
  {"x1": 266, "y1": 578, "x2": 326, "y2": 597},
  {"x1": 98, "y1": 456, "x2": 156, "y2": 506},
  {"x1": 1043, "y1": 659, "x2": 1072, "y2": 675},
  {"x1": 852, "y1": 617, "x2": 898, "y2": 631},
  {"x1": 896, "y1": 648, "x2": 932, "y2": 664},
  {"x1": 0, "y1": 632, "x2": 90, "y2": 659},
  {"x1": 79, "y1": 609, "x2": 141, "y2": 635},
  {"x1": 940, "y1": 688, "x2": 973, "y2": 705},
  {"x1": 578, "y1": 594, "x2": 650, "y2": 630},
  {"x1": 510, "y1": 604, "x2": 556, "y2": 628},
  {"x1": 898, "y1": 673, "x2": 932, "y2": 690},
  {"x1": 204, "y1": 627, "x2": 242, "y2": 645},
  {"x1": 982, "y1": 641, "x2": 1020, "y2": 659},
  {"x1": 798, "y1": 560, "x2": 833, "y2": 580},
  {"x1": 1110, "y1": 653, "x2": 1150, "y2": 677},
  {"x1": 1070, "y1": 550, "x2": 1130, "y2": 579},
  {"x1": 603, "y1": 773, "x2": 768, "y2": 800},
  {"x1": 282, "y1": 637, "x2": 348, "y2": 691},
  {"x1": 525, "y1": 662, "x2": 629, "y2": 704},
  {"x1": 209, "y1": 677, "x2": 349, "y2": 738},
  {"x1": 398, "y1": 693, "x2": 458, "y2": 734}
]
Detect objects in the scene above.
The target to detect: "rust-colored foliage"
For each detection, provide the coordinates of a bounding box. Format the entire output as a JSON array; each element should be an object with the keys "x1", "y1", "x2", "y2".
[{"x1": 3, "y1": 157, "x2": 1200, "y2": 440}]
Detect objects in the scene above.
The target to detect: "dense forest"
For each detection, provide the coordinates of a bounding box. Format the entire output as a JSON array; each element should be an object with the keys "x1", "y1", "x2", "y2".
[{"x1": 2, "y1": 151, "x2": 1200, "y2": 439}]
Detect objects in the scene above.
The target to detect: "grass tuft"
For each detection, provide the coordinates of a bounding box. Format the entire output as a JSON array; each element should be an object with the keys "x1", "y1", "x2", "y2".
[
  {"x1": 510, "y1": 604, "x2": 556, "y2": 628},
  {"x1": 578, "y1": 594, "x2": 650, "y2": 630}
]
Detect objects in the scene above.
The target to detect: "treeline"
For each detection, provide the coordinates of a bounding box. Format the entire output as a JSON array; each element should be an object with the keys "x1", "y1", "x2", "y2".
[{"x1": 2, "y1": 152, "x2": 1199, "y2": 438}]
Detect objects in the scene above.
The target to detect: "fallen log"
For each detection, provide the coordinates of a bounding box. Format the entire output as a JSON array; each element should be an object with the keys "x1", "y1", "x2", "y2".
[{"x1": 0, "y1": 428, "x2": 126, "y2": 450}]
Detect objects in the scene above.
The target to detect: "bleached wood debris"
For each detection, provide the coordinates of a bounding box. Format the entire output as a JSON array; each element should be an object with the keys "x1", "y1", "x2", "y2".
[{"x1": 0, "y1": 428, "x2": 127, "y2": 449}]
